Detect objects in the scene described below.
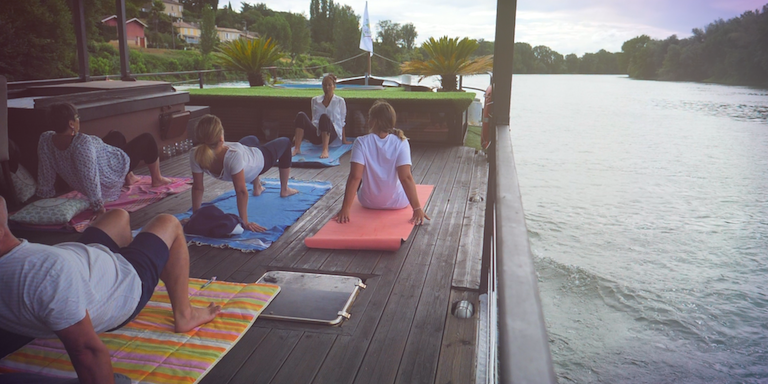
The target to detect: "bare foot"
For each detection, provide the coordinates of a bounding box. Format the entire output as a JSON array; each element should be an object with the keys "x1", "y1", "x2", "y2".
[
  {"x1": 124, "y1": 172, "x2": 141, "y2": 186},
  {"x1": 320, "y1": 149, "x2": 330, "y2": 159},
  {"x1": 292, "y1": 147, "x2": 301, "y2": 156},
  {"x1": 252, "y1": 182, "x2": 265, "y2": 196},
  {"x1": 151, "y1": 176, "x2": 174, "y2": 187},
  {"x1": 281, "y1": 187, "x2": 299, "y2": 197},
  {"x1": 174, "y1": 302, "x2": 221, "y2": 333}
]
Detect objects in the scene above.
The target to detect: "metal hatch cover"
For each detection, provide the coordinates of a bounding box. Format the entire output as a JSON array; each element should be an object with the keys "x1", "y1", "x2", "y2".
[{"x1": 256, "y1": 271, "x2": 366, "y2": 325}]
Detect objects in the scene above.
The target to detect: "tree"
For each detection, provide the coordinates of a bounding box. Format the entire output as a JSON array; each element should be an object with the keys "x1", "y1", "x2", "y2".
[
  {"x1": 331, "y1": 5, "x2": 362, "y2": 73},
  {"x1": 401, "y1": 23, "x2": 417, "y2": 51},
  {"x1": 200, "y1": 4, "x2": 218, "y2": 55},
  {"x1": 401, "y1": 36, "x2": 493, "y2": 91},
  {"x1": 257, "y1": 15, "x2": 292, "y2": 51},
  {"x1": 283, "y1": 12, "x2": 311, "y2": 56},
  {"x1": 214, "y1": 37, "x2": 285, "y2": 86},
  {"x1": 0, "y1": 0, "x2": 76, "y2": 81}
]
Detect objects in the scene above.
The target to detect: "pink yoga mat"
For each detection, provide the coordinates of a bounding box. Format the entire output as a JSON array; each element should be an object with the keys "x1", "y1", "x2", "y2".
[{"x1": 304, "y1": 184, "x2": 434, "y2": 251}]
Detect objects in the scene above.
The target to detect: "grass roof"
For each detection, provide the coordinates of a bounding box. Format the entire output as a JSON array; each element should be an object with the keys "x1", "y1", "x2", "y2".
[{"x1": 188, "y1": 87, "x2": 476, "y2": 109}]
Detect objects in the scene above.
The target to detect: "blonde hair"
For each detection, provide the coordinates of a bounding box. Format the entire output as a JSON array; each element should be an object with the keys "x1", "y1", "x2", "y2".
[
  {"x1": 193, "y1": 114, "x2": 224, "y2": 170},
  {"x1": 368, "y1": 100, "x2": 406, "y2": 141}
]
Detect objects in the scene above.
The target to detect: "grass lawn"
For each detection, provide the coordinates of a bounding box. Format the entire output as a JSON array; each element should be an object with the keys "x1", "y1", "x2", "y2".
[{"x1": 189, "y1": 87, "x2": 476, "y2": 109}]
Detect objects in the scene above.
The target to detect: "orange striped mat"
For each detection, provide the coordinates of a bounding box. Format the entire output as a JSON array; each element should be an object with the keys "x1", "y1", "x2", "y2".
[{"x1": 0, "y1": 279, "x2": 280, "y2": 383}]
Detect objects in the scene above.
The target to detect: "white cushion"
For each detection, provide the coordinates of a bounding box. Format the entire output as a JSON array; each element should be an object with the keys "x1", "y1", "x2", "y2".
[
  {"x1": 10, "y1": 198, "x2": 89, "y2": 225},
  {"x1": 10, "y1": 164, "x2": 36, "y2": 203}
]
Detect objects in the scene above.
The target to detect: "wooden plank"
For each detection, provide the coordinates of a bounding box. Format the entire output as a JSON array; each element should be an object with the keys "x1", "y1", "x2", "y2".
[
  {"x1": 453, "y1": 151, "x2": 489, "y2": 290},
  {"x1": 395, "y1": 146, "x2": 476, "y2": 383},
  {"x1": 312, "y1": 146, "x2": 462, "y2": 384},
  {"x1": 198, "y1": 326, "x2": 271, "y2": 384},
  {"x1": 435, "y1": 290, "x2": 479, "y2": 384},
  {"x1": 270, "y1": 332, "x2": 337, "y2": 383},
  {"x1": 225, "y1": 328, "x2": 303, "y2": 384}
]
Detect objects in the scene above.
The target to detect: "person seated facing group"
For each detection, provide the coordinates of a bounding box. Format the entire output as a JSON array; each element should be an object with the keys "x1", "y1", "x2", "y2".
[
  {"x1": 190, "y1": 114, "x2": 299, "y2": 232},
  {"x1": 292, "y1": 73, "x2": 352, "y2": 159},
  {"x1": 335, "y1": 100, "x2": 430, "y2": 225},
  {"x1": 36, "y1": 102, "x2": 172, "y2": 217},
  {"x1": 0, "y1": 196, "x2": 220, "y2": 384}
]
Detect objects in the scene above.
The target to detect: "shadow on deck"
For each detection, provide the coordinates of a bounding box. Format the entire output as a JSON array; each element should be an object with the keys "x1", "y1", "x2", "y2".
[{"x1": 2, "y1": 144, "x2": 488, "y2": 384}]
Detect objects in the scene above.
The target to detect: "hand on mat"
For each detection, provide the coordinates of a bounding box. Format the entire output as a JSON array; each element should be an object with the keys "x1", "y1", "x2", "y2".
[
  {"x1": 409, "y1": 208, "x2": 431, "y2": 226},
  {"x1": 244, "y1": 221, "x2": 267, "y2": 232},
  {"x1": 342, "y1": 138, "x2": 353, "y2": 145},
  {"x1": 335, "y1": 208, "x2": 351, "y2": 224}
]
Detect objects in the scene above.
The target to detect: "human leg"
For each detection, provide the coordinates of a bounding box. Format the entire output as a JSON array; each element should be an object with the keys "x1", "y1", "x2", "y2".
[
  {"x1": 293, "y1": 112, "x2": 321, "y2": 155},
  {"x1": 318, "y1": 114, "x2": 338, "y2": 159},
  {"x1": 239, "y1": 136, "x2": 267, "y2": 195},
  {"x1": 80, "y1": 209, "x2": 132, "y2": 248},
  {"x1": 139, "y1": 214, "x2": 220, "y2": 332},
  {"x1": 238, "y1": 135, "x2": 261, "y2": 148},
  {"x1": 123, "y1": 133, "x2": 171, "y2": 187},
  {"x1": 261, "y1": 138, "x2": 298, "y2": 197}
]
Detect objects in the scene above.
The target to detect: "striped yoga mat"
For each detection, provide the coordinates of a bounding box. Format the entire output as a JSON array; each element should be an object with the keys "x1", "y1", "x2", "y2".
[{"x1": 0, "y1": 279, "x2": 280, "y2": 384}]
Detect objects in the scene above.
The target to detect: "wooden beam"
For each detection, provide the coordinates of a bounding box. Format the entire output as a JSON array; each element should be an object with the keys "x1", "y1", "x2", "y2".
[
  {"x1": 115, "y1": 0, "x2": 132, "y2": 81},
  {"x1": 71, "y1": 0, "x2": 89, "y2": 82}
]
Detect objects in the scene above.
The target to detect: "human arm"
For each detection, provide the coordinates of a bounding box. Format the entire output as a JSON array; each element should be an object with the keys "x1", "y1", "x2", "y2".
[
  {"x1": 336, "y1": 162, "x2": 364, "y2": 223},
  {"x1": 397, "y1": 164, "x2": 429, "y2": 225},
  {"x1": 72, "y1": 137, "x2": 106, "y2": 213},
  {"x1": 191, "y1": 172, "x2": 205, "y2": 213},
  {"x1": 342, "y1": 125, "x2": 352, "y2": 144},
  {"x1": 231, "y1": 170, "x2": 266, "y2": 232},
  {"x1": 54, "y1": 311, "x2": 115, "y2": 384}
]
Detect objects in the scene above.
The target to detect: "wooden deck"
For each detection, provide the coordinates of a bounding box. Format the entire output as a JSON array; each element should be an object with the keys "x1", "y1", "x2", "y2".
[{"x1": 2, "y1": 144, "x2": 488, "y2": 384}]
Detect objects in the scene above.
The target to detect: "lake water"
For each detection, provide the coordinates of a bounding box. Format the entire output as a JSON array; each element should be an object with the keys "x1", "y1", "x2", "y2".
[{"x1": 488, "y1": 75, "x2": 768, "y2": 383}]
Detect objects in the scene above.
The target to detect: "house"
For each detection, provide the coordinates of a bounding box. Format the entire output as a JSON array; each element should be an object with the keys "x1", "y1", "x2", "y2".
[
  {"x1": 101, "y1": 16, "x2": 148, "y2": 48},
  {"x1": 141, "y1": 0, "x2": 183, "y2": 19},
  {"x1": 173, "y1": 21, "x2": 201, "y2": 44},
  {"x1": 216, "y1": 27, "x2": 242, "y2": 42}
]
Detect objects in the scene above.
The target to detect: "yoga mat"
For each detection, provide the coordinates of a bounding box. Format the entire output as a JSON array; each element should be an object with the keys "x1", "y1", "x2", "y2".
[
  {"x1": 291, "y1": 140, "x2": 354, "y2": 167},
  {"x1": 176, "y1": 178, "x2": 331, "y2": 252},
  {"x1": 0, "y1": 279, "x2": 281, "y2": 384},
  {"x1": 10, "y1": 176, "x2": 192, "y2": 233},
  {"x1": 305, "y1": 184, "x2": 434, "y2": 251}
]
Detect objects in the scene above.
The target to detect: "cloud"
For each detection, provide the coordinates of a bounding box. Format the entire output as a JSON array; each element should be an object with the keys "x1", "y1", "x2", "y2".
[{"x1": 227, "y1": 0, "x2": 765, "y2": 56}]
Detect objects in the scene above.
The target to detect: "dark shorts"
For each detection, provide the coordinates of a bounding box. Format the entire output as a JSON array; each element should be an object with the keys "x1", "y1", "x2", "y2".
[{"x1": 77, "y1": 226, "x2": 170, "y2": 330}]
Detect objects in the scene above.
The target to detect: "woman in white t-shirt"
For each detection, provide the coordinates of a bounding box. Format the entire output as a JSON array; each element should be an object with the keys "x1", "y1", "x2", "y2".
[
  {"x1": 335, "y1": 101, "x2": 430, "y2": 225},
  {"x1": 190, "y1": 114, "x2": 298, "y2": 232}
]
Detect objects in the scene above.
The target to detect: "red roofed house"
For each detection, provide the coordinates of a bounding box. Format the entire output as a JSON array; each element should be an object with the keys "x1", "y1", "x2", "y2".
[{"x1": 102, "y1": 16, "x2": 148, "y2": 48}]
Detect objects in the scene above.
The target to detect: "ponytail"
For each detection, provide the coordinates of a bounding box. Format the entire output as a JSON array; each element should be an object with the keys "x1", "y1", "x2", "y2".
[
  {"x1": 193, "y1": 114, "x2": 224, "y2": 170},
  {"x1": 368, "y1": 100, "x2": 407, "y2": 141}
]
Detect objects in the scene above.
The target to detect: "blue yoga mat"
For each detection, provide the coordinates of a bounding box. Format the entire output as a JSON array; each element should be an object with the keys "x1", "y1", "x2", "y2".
[
  {"x1": 175, "y1": 178, "x2": 331, "y2": 252},
  {"x1": 291, "y1": 140, "x2": 354, "y2": 167}
]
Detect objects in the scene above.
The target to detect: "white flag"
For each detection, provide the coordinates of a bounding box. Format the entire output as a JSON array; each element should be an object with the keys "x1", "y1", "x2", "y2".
[{"x1": 359, "y1": 2, "x2": 373, "y2": 56}]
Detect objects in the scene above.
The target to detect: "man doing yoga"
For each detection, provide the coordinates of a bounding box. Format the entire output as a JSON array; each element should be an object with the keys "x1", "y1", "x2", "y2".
[{"x1": 0, "y1": 197, "x2": 220, "y2": 384}]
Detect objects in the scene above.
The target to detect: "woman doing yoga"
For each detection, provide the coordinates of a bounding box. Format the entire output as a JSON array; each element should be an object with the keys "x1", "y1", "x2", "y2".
[
  {"x1": 190, "y1": 114, "x2": 298, "y2": 232},
  {"x1": 36, "y1": 102, "x2": 172, "y2": 216},
  {"x1": 335, "y1": 100, "x2": 430, "y2": 225}
]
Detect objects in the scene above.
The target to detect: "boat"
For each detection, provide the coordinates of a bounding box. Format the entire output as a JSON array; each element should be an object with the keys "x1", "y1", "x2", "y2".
[{"x1": 0, "y1": 0, "x2": 554, "y2": 382}]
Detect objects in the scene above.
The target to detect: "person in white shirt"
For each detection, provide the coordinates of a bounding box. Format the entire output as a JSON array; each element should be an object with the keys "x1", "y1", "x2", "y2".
[
  {"x1": 292, "y1": 74, "x2": 352, "y2": 159},
  {"x1": 335, "y1": 100, "x2": 430, "y2": 225},
  {"x1": 190, "y1": 114, "x2": 299, "y2": 232},
  {"x1": 0, "y1": 196, "x2": 220, "y2": 384}
]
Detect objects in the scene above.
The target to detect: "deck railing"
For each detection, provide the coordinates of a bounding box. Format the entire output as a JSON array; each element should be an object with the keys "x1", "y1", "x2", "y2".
[{"x1": 487, "y1": 0, "x2": 557, "y2": 383}]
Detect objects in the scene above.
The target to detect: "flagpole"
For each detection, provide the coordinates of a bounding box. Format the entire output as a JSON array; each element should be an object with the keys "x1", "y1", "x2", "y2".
[{"x1": 360, "y1": 1, "x2": 373, "y2": 86}]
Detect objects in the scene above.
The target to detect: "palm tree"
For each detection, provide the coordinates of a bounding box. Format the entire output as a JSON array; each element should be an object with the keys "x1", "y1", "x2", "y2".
[
  {"x1": 401, "y1": 36, "x2": 493, "y2": 91},
  {"x1": 214, "y1": 37, "x2": 284, "y2": 86}
]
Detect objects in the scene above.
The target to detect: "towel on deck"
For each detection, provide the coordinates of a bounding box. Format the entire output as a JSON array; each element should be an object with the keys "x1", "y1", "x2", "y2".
[
  {"x1": 9, "y1": 176, "x2": 192, "y2": 233},
  {"x1": 0, "y1": 279, "x2": 281, "y2": 384},
  {"x1": 176, "y1": 178, "x2": 331, "y2": 252},
  {"x1": 291, "y1": 140, "x2": 354, "y2": 167}
]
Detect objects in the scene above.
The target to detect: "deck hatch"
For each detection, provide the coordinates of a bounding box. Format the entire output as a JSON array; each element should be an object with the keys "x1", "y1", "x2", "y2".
[{"x1": 256, "y1": 271, "x2": 365, "y2": 325}]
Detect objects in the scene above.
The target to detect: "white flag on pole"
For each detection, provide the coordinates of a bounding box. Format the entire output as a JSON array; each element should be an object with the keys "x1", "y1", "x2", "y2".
[{"x1": 359, "y1": 1, "x2": 373, "y2": 56}]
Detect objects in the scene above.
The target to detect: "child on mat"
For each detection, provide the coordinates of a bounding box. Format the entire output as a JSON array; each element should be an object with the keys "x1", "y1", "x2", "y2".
[
  {"x1": 190, "y1": 114, "x2": 298, "y2": 232},
  {"x1": 335, "y1": 100, "x2": 430, "y2": 225}
]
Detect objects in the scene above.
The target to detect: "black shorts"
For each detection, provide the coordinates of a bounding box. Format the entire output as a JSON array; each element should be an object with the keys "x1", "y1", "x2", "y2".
[{"x1": 77, "y1": 226, "x2": 170, "y2": 330}]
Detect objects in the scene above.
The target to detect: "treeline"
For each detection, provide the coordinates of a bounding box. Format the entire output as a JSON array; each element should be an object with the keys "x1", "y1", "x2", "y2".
[{"x1": 621, "y1": 4, "x2": 768, "y2": 86}]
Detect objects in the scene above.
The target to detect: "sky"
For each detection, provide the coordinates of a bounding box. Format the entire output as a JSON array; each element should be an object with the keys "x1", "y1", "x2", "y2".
[{"x1": 223, "y1": 0, "x2": 768, "y2": 55}]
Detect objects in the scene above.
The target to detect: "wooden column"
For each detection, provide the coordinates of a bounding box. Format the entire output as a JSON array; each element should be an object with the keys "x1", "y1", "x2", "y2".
[
  {"x1": 115, "y1": 0, "x2": 132, "y2": 81},
  {"x1": 71, "y1": 0, "x2": 90, "y2": 82}
]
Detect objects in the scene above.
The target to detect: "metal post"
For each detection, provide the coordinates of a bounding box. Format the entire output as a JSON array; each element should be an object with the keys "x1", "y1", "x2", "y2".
[
  {"x1": 199, "y1": 72, "x2": 204, "y2": 89},
  {"x1": 115, "y1": 0, "x2": 132, "y2": 81},
  {"x1": 493, "y1": 0, "x2": 515, "y2": 126},
  {"x1": 71, "y1": 0, "x2": 90, "y2": 82}
]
